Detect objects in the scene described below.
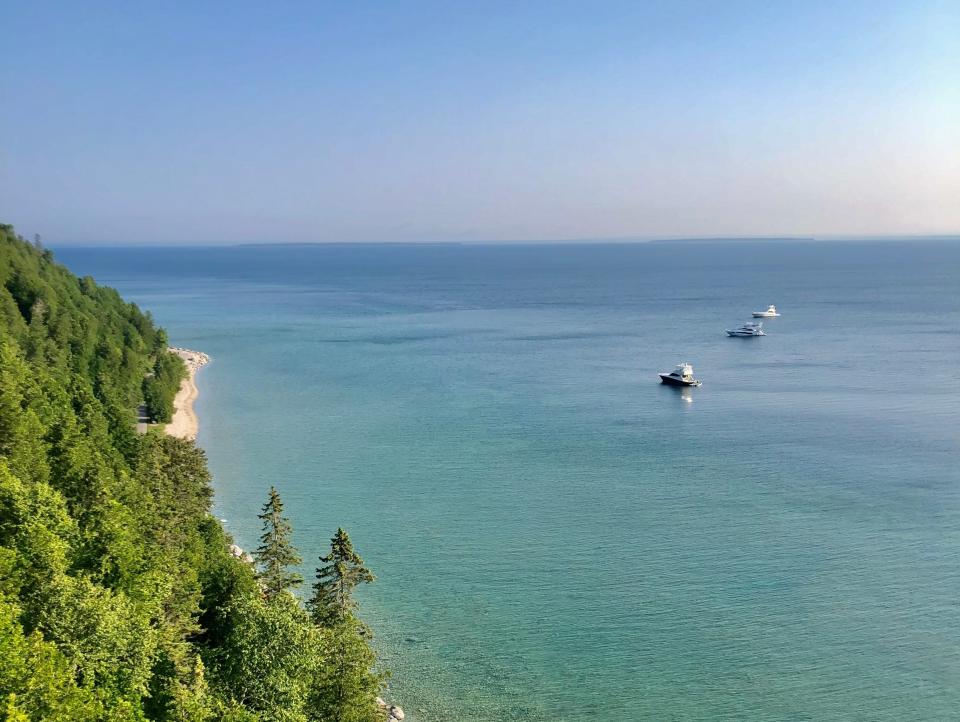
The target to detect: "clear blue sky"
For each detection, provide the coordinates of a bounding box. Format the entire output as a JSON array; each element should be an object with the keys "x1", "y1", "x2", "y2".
[{"x1": 1, "y1": 1, "x2": 957, "y2": 244}]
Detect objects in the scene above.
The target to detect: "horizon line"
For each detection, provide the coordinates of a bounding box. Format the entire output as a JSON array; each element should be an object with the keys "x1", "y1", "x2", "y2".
[{"x1": 44, "y1": 233, "x2": 960, "y2": 249}]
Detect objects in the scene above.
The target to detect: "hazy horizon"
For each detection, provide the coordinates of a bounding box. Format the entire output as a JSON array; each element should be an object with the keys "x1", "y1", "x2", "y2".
[
  {"x1": 2, "y1": 1, "x2": 958, "y2": 245},
  {"x1": 43, "y1": 234, "x2": 960, "y2": 249}
]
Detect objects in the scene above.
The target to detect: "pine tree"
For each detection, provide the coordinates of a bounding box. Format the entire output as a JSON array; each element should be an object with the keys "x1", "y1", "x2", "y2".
[
  {"x1": 0, "y1": 227, "x2": 386, "y2": 720},
  {"x1": 306, "y1": 529, "x2": 381, "y2": 722},
  {"x1": 254, "y1": 487, "x2": 302, "y2": 597},
  {"x1": 307, "y1": 528, "x2": 374, "y2": 627}
]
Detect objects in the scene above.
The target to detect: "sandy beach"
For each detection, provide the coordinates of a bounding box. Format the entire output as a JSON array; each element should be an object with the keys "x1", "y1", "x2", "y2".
[{"x1": 165, "y1": 347, "x2": 209, "y2": 440}]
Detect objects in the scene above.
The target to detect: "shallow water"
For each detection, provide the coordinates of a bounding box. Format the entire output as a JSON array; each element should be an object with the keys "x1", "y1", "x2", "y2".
[{"x1": 58, "y1": 241, "x2": 960, "y2": 721}]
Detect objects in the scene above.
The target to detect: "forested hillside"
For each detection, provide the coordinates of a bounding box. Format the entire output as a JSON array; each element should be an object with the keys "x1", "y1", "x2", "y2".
[{"x1": 0, "y1": 226, "x2": 383, "y2": 721}]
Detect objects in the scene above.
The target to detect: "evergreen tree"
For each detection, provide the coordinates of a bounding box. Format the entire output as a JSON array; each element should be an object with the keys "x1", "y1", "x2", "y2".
[
  {"x1": 254, "y1": 487, "x2": 302, "y2": 597},
  {"x1": 306, "y1": 529, "x2": 381, "y2": 722},
  {"x1": 0, "y1": 225, "x2": 386, "y2": 720},
  {"x1": 307, "y1": 528, "x2": 374, "y2": 627}
]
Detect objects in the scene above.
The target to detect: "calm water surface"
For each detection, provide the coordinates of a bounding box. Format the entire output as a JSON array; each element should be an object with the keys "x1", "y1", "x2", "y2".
[{"x1": 57, "y1": 242, "x2": 960, "y2": 721}]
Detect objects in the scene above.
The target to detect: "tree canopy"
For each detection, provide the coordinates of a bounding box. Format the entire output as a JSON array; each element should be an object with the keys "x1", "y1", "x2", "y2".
[{"x1": 0, "y1": 225, "x2": 385, "y2": 721}]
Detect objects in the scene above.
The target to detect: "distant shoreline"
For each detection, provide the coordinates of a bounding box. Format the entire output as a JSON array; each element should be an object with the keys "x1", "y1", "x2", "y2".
[
  {"x1": 647, "y1": 236, "x2": 815, "y2": 244},
  {"x1": 164, "y1": 347, "x2": 209, "y2": 441},
  {"x1": 50, "y1": 235, "x2": 960, "y2": 251}
]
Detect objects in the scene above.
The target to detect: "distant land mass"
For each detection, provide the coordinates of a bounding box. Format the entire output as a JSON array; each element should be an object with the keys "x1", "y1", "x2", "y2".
[
  {"x1": 229, "y1": 235, "x2": 959, "y2": 248},
  {"x1": 647, "y1": 236, "x2": 816, "y2": 244}
]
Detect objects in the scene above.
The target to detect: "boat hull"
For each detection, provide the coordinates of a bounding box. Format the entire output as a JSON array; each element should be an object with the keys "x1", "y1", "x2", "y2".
[
  {"x1": 752, "y1": 312, "x2": 778, "y2": 318},
  {"x1": 726, "y1": 330, "x2": 764, "y2": 336},
  {"x1": 659, "y1": 373, "x2": 701, "y2": 387}
]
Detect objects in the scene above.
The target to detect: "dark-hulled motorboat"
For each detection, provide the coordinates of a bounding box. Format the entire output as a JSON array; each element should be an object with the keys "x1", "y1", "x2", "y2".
[
  {"x1": 726, "y1": 321, "x2": 765, "y2": 337},
  {"x1": 659, "y1": 362, "x2": 702, "y2": 387}
]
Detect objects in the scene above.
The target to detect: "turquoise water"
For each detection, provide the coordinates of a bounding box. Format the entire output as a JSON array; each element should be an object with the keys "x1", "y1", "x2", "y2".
[{"x1": 58, "y1": 242, "x2": 960, "y2": 721}]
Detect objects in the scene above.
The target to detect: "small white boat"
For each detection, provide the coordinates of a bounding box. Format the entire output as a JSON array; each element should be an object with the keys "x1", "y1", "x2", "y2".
[
  {"x1": 659, "y1": 362, "x2": 702, "y2": 387},
  {"x1": 726, "y1": 321, "x2": 765, "y2": 337},
  {"x1": 752, "y1": 305, "x2": 780, "y2": 318}
]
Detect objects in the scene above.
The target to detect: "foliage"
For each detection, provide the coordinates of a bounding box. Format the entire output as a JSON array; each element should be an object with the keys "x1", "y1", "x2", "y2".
[
  {"x1": 254, "y1": 487, "x2": 303, "y2": 598},
  {"x1": 0, "y1": 594, "x2": 103, "y2": 721},
  {"x1": 143, "y1": 352, "x2": 186, "y2": 423},
  {"x1": 210, "y1": 592, "x2": 323, "y2": 722},
  {"x1": 308, "y1": 528, "x2": 374, "y2": 628},
  {"x1": 0, "y1": 225, "x2": 385, "y2": 721},
  {"x1": 308, "y1": 610, "x2": 383, "y2": 722},
  {"x1": 308, "y1": 529, "x2": 382, "y2": 722}
]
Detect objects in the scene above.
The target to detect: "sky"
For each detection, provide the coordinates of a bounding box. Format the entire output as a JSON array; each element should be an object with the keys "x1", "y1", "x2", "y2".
[{"x1": 1, "y1": 1, "x2": 958, "y2": 244}]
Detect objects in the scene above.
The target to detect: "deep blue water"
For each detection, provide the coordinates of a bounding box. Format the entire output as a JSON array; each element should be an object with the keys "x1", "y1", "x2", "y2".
[{"x1": 57, "y1": 241, "x2": 960, "y2": 721}]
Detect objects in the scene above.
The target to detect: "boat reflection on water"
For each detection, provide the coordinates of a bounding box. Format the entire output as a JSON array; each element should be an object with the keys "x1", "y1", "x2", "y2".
[{"x1": 661, "y1": 380, "x2": 696, "y2": 405}]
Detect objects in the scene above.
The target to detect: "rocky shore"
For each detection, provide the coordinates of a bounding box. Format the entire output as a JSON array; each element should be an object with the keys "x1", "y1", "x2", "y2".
[{"x1": 377, "y1": 697, "x2": 405, "y2": 721}]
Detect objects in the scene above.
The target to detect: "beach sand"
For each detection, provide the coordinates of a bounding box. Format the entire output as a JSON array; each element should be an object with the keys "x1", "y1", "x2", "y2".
[{"x1": 165, "y1": 347, "x2": 209, "y2": 441}]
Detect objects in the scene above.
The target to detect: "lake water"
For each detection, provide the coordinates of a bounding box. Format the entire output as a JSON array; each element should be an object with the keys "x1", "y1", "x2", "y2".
[{"x1": 57, "y1": 241, "x2": 960, "y2": 721}]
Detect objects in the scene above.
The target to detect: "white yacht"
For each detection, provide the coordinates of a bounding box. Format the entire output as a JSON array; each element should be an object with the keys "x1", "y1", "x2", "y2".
[
  {"x1": 659, "y1": 362, "x2": 702, "y2": 387},
  {"x1": 752, "y1": 305, "x2": 780, "y2": 318},
  {"x1": 726, "y1": 321, "x2": 765, "y2": 337}
]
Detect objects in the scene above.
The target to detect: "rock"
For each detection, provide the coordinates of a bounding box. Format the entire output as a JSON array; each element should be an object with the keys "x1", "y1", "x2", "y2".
[
  {"x1": 228, "y1": 544, "x2": 254, "y2": 564},
  {"x1": 376, "y1": 697, "x2": 387, "y2": 709},
  {"x1": 389, "y1": 706, "x2": 405, "y2": 720}
]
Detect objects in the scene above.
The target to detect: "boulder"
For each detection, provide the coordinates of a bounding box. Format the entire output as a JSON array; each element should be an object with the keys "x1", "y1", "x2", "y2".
[
  {"x1": 376, "y1": 697, "x2": 387, "y2": 708},
  {"x1": 389, "y1": 706, "x2": 405, "y2": 720}
]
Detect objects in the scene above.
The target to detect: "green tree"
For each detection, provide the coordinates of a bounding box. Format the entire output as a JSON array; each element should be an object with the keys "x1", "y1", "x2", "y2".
[
  {"x1": 209, "y1": 592, "x2": 322, "y2": 722},
  {"x1": 254, "y1": 487, "x2": 302, "y2": 598},
  {"x1": 0, "y1": 341, "x2": 50, "y2": 486},
  {"x1": 307, "y1": 528, "x2": 374, "y2": 628},
  {"x1": 142, "y1": 352, "x2": 186, "y2": 423},
  {"x1": 35, "y1": 574, "x2": 158, "y2": 707},
  {"x1": 0, "y1": 594, "x2": 104, "y2": 721},
  {"x1": 0, "y1": 225, "x2": 386, "y2": 721},
  {"x1": 195, "y1": 519, "x2": 258, "y2": 649},
  {"x1": 306, "y1": 529, "x2": 381, "y2": 722},
  {"x1": 307, "y1": 615, "x2": 382, "y2": 722}
]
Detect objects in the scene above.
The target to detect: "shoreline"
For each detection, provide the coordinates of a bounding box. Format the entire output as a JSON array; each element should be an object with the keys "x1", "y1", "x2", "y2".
[
  {"x1": 164, "y1": 345, "x2": 407, "y2": 720},
  {"x1": 164, "y1": 347, "x2": 209, "y2": 440}
]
